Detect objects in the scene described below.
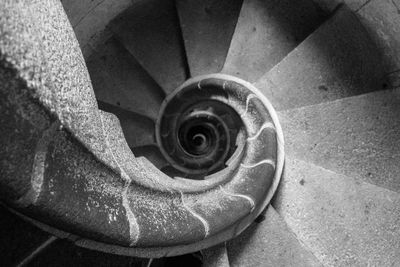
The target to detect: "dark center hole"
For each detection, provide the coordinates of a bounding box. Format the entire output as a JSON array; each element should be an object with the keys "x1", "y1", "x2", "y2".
[
  {"x1": 183, "y1": 125, "x2": 214, "y2": 155},
  {"x1": 192, "y1": 133, "x2": 206, "y2": 147}
]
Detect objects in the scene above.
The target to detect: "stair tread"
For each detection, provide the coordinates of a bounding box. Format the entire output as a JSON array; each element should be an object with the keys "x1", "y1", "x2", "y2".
[
  {"x1": 227, "y1": 206, "x2": 321, "y2": 267},
  {"x1": 109, "y1": 0, "x2": 188, "y2": 95},
  {"x1": 222, "y1": 0, "x2": 324, "y2": 82},
  {"x1": 87, "y1": 37, "x2": 164, "y2": 121},
  {"x1": 176, "y1": 0, "x2": 243, "y2": 77},
  {"x1": 98, "y1": 101, "x2": 156, "y2": 149},
  {"x1": 273, "y1": 157, "x2": 400, "y2": 266},
  {"x1": 202, "y1": 243, "x2": 230, "y2": 267},
  {"x1": 255, "y1": 5, "x2": 385, "y2": 111},
  {"x1": 131, "y1": 145, "x2": 170, "y2": 170},
  {"x1": 278, "y1": 88, "x2": 400, "y2": 193},
  {"x1": 0, "y1": 206, "x2": 53, "y2": 266}
]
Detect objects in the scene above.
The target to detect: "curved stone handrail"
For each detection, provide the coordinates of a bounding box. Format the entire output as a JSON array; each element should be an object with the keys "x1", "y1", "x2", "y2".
[{"x1": 0, "y1": 0, "x2": 284, "y2": 257}]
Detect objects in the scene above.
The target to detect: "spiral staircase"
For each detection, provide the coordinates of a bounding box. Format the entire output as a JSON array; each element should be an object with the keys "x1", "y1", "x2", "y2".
[{"x1": 1, "y1": 0, "x2": 400, "y2": 266}]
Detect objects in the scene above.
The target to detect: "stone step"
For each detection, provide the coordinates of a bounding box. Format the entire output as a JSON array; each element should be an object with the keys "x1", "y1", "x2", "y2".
[
  {"x1": 222, "y1": 0, "x2": 324, "y2": 83},
  {"x1": 109, "y1": 0, "x2": 188, "y2": 95},
  {"x1": 131, "y1": 145, "x2": 170, "y2": 171},
  {"x1": 278, "y1": 88, "x2": 400, "y2": 193},
  {"x1": 227, "y1": 206, "x2": 321, "y2": 267},
  {"x1": 98, "y1": 101, "x2": 156, "y2": 149},
  {"x1": 202, "y1": 243, "x2": 230, "y2": 267},
  {"x1": 255, "y1": 5, "x2": 385, "y2": 111},
  {"x1": 176, "y1": 0, "x2": 243, "y2": 77},
  {"x1": 87, "y1": 37, "x2": 164, "y2": 121},
  {"x1": 357, "y1": 0, "x2": 400, "y2": 72},
  {"x1": 273, "y1": 157, "x2": 400, "y2": 266}
]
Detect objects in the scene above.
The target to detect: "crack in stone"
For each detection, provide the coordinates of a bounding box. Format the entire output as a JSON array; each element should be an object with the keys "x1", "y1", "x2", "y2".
[
  {"x1": 180, "y1": 192, "x2": 210, "y2": 238},
  {"x1": 99, "y1": 113, "x2": 140, "y2": 245}
]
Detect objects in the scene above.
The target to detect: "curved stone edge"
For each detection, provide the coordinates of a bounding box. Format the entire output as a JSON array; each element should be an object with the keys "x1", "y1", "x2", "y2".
[{"x1": 0, "y1": 0, "x2": 285, "y2": 256}]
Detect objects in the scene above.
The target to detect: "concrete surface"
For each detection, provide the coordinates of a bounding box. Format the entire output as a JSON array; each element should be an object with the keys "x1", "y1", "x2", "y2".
[
  {"x1": 222, "y1": 0, "x2": 325, "y2": 82},
  {"x1": 279, "y1": 88, "x2": 400, "y2": 193},
  {"x1": 273, "y1": 157, "x2": 400, "y2": 266},
  {"x1": 255, "y1": 5, "x2": 385, "y2": 111},
  {"x1": 176, "y1": 0, "x2": 243, "y2": 77}
]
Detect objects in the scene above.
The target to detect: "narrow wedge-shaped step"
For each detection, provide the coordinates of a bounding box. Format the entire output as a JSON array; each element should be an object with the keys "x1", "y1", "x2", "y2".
[
  {"x1": 176, "y1": 0, "x2": 243, "y2": 76},
  {"x1": 0, "y1": 206, "x2": 54, "y2": 266},
  {"x1": 255, "y1": 5, "x2": 385, "y2": 111},
  {"x1": 278, "y1": 88, "x2": 400, "y2": 193},
  {"x1": 222, "y1": 0, "x2": 324, "y2": 82},
  {"x1": 98, "y1": 101, "x2": 156, "y2": 149},
  {"x1": 131, "y1": 146, "x2": 170, "y2": 170},
  {"x1": 273, "y1": 158, "x2": 400, "y2": 266},
  {"x1": 109, "y1": 0, "x2": 188, "y2": 94},
  {"x1": 87, "y1": 37, "x2": 164, "y2": 121},
  {"x1": 227, "y1": 206, "x2": 321, "y2": 267},
  {"x1": 202, "y1": 243, "x2": 230, "y2": 267}
]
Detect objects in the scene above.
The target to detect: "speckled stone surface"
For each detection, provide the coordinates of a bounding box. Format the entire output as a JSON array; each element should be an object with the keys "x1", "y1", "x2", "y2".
[
  {"x1": 0, "y1": 0, "x2": 116, "y2": 169},
  {"x1": 273, "y1": 157, "x2": 400, "y2": 266},
  {"x1": 0, "y1": 1, "x2": 283, "y2": 255},
  {"x1": 279, "y1": 88, "x2": 400, "y2": 193}
]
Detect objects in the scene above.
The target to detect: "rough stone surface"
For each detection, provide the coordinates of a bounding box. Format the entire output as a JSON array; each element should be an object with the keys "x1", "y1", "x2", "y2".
[
  {"x1": 222, "y1": 0, "x2": 325, "y2": 82},
  {"x1": 255, "y1": 5, "x2": 385, "y2": 111},
  {"x1": 34, "y1": 127, "x2": 132, "y2": 246},
  {"x1": 176, "y1": 0, "x2": 243, "y2": 77},
  {"x1": 273, "y1": 158, "x2": 400, "y2": 266},
  {"x1": 87, "y1": 37, "x2": 164, "y2": 120},
  {"x1": 228, "y1": 206, "x2": 321, "y2": 267},
  {"x1": 279, "y1": 88, "x2": 400, "y2": 193},
  {"x1": 109, "y1": 0, "x2": 188, "y2": 94},
  {"x1": 0, "y1": 66, "x2": 53, "y2": 202},
  {"x1": 1, "y1": 0, "x2": 205, "y2": 251},
  {"x1": 0, "y1": 0, "x2": 118, "y2": 171}
]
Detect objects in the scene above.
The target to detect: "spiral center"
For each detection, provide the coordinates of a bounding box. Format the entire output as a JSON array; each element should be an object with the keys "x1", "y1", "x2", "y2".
[
  {"x1": 156, "y1": 75, "x2": 244, "y2": 179},
  {"x1": 179, "y1": 119, "x2": 219, "y2": 157}
]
